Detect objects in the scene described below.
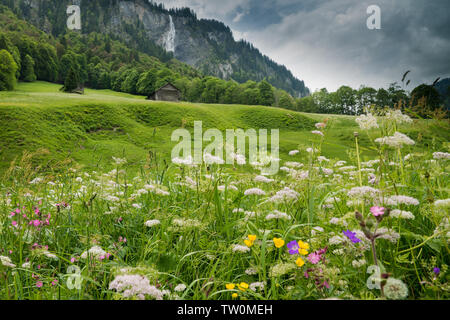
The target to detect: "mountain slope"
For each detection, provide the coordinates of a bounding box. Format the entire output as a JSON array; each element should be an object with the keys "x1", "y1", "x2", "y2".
[
  {"x1": 435, "y1": 78, "x2": 450, "y2": 109},
  {"x1": 1, "y1": 0, "x2": 309, "y2": 97}
]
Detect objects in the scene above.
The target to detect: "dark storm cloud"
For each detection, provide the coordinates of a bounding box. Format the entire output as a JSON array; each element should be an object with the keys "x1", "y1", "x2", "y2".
[{"x1": 160, "y1": 0, "x2": 450, "y2": 91}]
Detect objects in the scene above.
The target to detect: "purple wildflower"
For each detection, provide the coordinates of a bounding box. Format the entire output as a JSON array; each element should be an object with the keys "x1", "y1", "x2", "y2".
[
  {"x1": 287, "y1": 240, "x2": 300, "y2": 255},
  {"x1": 433, "y1": 267, "x2": 440, "y2": 275},
  {"x1": 343, "y1": 230, "x2": 361, "y2": 243}
]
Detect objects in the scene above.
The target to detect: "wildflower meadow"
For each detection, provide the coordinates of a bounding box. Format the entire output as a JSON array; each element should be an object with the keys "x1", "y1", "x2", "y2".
[{"x1": 0, "y1": 107, "x2": 448, "y2": 301}]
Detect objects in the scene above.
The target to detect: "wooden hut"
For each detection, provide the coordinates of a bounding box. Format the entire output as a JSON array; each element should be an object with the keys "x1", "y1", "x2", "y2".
[{"x1": 146, "y1": 82, "x2": 181, "y2": 102}]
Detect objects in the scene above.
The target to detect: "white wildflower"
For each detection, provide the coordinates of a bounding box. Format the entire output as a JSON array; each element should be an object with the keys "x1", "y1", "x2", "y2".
[
  {"x1": 384, "y1": 278, "x2": 408, "y2": 300},
  {"x1": 352, "y1": 259, "x2": 366, "y2": 268},
  {"x1": 433, "y1": 152, "x2": 450, "y2": 160},
  {"x1": 269, "y1": 187, "x2": 299, "y2": 202},
  {"x1": 284, "y1": 161, "x2": 303, "y2": 168},
  {"x1": 232, "y1": 244, "x2": 250, "y2": 253},
  {"x1": 174, "y1": 284, "x2": 187, "y2": 292},
  {"x1": 203, "y1": 153, "x2": 224, "y2": 165},
  {"x1": 172, "y1": 156, "x2": 194, "y2": 166},
  {"x1": 375, "y1": 228, "x2": 400, "y2": 243},
  {"x1": 265, "y1": 210, "x2": 291, "y2": 221},
  {"x1": 254, "y1": 175, "x2": 275, "y2": 183},
  {"x1": 334, "y1": 160, "x2": 347, "y2": 167},
  {"x1": 245, "y1": 267, "x2": 258, "y2": 275},
  {"x1": 109, "y1": 274, "x2": 163, "y2": 300},
  {"x1": 390, "y1": 209, "x2": 415, "y2": 220},
  {"x1": 375, "y1": 132, "x2": 415, "y2": 148},
  {"x1": 356, "y1": 113, "x2": 379, "y2": 130},
  {"x1": 434, "y1": 199, "x2": 450, "y2": 208},
  {"x1": 250, "y1": 282, "x2": 265, "y2": 291},
  {"x1": 29, "y1": 177, "x2": 43, "y2": 185},
  {"x1": 385, "y1": 109, "x2": 413, "y2": 125},
  {"x1": 0, "y1": 256, "x2": 16, "y2": 268},
  {"x1": 311, "y1": 130, "x2": 324, "y2": 136},
  {"x1": 329, "y1": 235, "x2": 346, "y2": 245},
  {"x1": 386, "y1": 195, "x2": 419, "y2": 206},
  {"x1": 145, "y1": 220, "x2": 161, "y2": 227},
  {"x1": 112, "y1": 157, "x2": 127, "y2": 165},
  {"x1": 244, "y1": 188, "x2": 266, "y2": 196},
  {"x1": 80, "y1": 246, "x2": 107, "y2": 260},
  {"x1": 347, "y1": 186, "x2": 380, "y2": 198},
  {"x1": 315, "y1": 122, "x2": 326, "y2": 129}
]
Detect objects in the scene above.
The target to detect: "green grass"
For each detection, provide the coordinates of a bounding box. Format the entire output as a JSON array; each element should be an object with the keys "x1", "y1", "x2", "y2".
[
  {"x1": 0, "y1": 81, "x2": 448, "y2": 300},
  {"x1": 0, "y1": 81, "x2": 448, "y2": 174}
]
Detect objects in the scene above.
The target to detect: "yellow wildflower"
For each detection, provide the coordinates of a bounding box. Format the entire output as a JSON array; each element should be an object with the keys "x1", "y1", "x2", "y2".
[
  {"x1": 244, "y1": 239, "x2": 254, "y2": 247},
  {"x1": 226, "y1": 283, "x2": 235, "y2": 290},
  {"x1": 273, "y1": 237, "x2": 285, "y2": 248},
  {"x1": 237, "y1": 282, "x2": 249, "y2": 291},
  {"x1": 232, "y1": 293, "x2": 238, "y2": 298},
  {"x1": 298, "y1": 248, "x2": 309, "y2": 255},
  {"x1": 296, "y1": 257, "x2": 305, "y2": 267},
  {"x1": 244, "y1": 235, "x2": 257, "y2": 247},
  {"x1": 298, "y1": 240, "x2": 309, "y2": 250}
]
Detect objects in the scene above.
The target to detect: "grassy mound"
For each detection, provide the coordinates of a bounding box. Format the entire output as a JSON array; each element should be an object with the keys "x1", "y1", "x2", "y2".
[{"x1": 0, "y1": 81, "x2": 448, "y2": 173}]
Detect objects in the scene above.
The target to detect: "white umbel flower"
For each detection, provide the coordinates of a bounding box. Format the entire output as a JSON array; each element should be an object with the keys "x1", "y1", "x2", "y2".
[
  {"x1": 269, "y1": 187, "x2": 299, "y2": 202},
  {"x1": 434, "y1": 199, "x2": 450, "y2": 208},
  {"x1": 244, "y1": 188, "x2": 266, "y2": 196},
  {"x1": 433, "y1": 152, "x2": 450, "y2": 160},
  {"x1": 232, "y1": 244, "x2": 250, "y2": 253},
  {"x1": 375, "y1": 132, "x2": 415, "y2": 148},
  {"x1": 109, "y1": 274, "x2": 163, "y2": 300},
  {"x1": 390, "y1": 209, "x2": 415, "y2": 219},
  {"x1": 145, "y1": 220, "x2": 161, "y2": 227},
  {"x1": 265, "y1": 210, "x2": 291, "y2": 220},
  {"x1": 356, "y1": 113, "x2": 379, "y2": 130},
  {"x1": 385, "y1": 109, "x2": 413, "y2": 124},
  {"x1": 0, "y1": 256, "x2": 16, "y2": 268},
  {"x1": 386, "y1": 195, "x2": 419, "y2": 206},
  {"x1": 254, "y1": 175, "x2": 275, "y2": 183},
  {"x1": 81, "y1": 246, "x2": 107, "y2": 260}
]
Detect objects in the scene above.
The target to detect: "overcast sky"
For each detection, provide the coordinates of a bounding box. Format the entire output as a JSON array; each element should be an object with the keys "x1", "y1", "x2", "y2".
[{"x1": 159, "y1": 0, "x2": 450, "y2": 92}]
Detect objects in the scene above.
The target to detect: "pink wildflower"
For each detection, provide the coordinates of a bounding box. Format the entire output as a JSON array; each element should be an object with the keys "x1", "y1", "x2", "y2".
[
  {"x1": 36, "y1": 281, "x2": 43, "y2": 288},
  {"x1": 307, "y1": 252, "x2": 321, "y2": 264},
  {"x1": 370, "y1": 206, "x2": 385, "y2": 217}
]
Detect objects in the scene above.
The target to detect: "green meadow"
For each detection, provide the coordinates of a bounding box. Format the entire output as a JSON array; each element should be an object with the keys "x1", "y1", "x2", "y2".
[
  {"x1": 0, "y1": 81, "x2": 449, "y2": 300},
  {"x1": 1, "y1": 81, "x2": 447, "y2": 174}
]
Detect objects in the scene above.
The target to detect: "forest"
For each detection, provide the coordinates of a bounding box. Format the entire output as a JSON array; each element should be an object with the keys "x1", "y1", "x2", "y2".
[{"x1": 0, "y1": 4, "x2": 448, "y2": 117}]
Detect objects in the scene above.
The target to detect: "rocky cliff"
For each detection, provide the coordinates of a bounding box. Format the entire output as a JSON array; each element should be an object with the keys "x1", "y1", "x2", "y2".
[{"x1": 2, "y1": 0, "x2": 309, "y2": 97}]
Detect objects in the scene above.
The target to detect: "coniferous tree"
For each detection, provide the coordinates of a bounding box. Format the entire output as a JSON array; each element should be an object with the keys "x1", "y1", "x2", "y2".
[
  {"x1": 21, "y1": 54, "x2": 36, "y2": 82},
  {"x1": 62, "y1": 67, "x2": 79, "y2": 92}
]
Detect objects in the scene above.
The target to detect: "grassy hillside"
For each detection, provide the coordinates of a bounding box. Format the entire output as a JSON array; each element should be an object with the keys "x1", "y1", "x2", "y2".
[{"x1": 0, "y1": 81, "x2": 448, "y2": 174}]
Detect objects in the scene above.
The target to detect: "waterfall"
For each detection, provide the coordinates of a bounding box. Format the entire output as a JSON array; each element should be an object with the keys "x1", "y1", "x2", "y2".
[{"x1": 164, "y1": 15, "x2": 176, "y2": 53}]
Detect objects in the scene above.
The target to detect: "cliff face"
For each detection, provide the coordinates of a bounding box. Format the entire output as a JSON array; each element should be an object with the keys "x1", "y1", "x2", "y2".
[{"x1": 5, "y1": 0, "x2": 309, "y2": 97}]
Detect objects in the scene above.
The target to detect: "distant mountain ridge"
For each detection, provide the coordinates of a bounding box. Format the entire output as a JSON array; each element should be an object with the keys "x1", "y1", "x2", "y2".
[
  {"x1": 0, "y1": 0, "x2": 309, "y2": 97},
  {"x1": 435, "y1": 78, "x2": 450, "y2": 109}
]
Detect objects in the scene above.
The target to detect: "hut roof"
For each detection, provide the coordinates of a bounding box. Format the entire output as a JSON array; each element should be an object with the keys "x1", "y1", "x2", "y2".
[{"x1": 148, "y1": 82, "x2": 180, "y2": 96}]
